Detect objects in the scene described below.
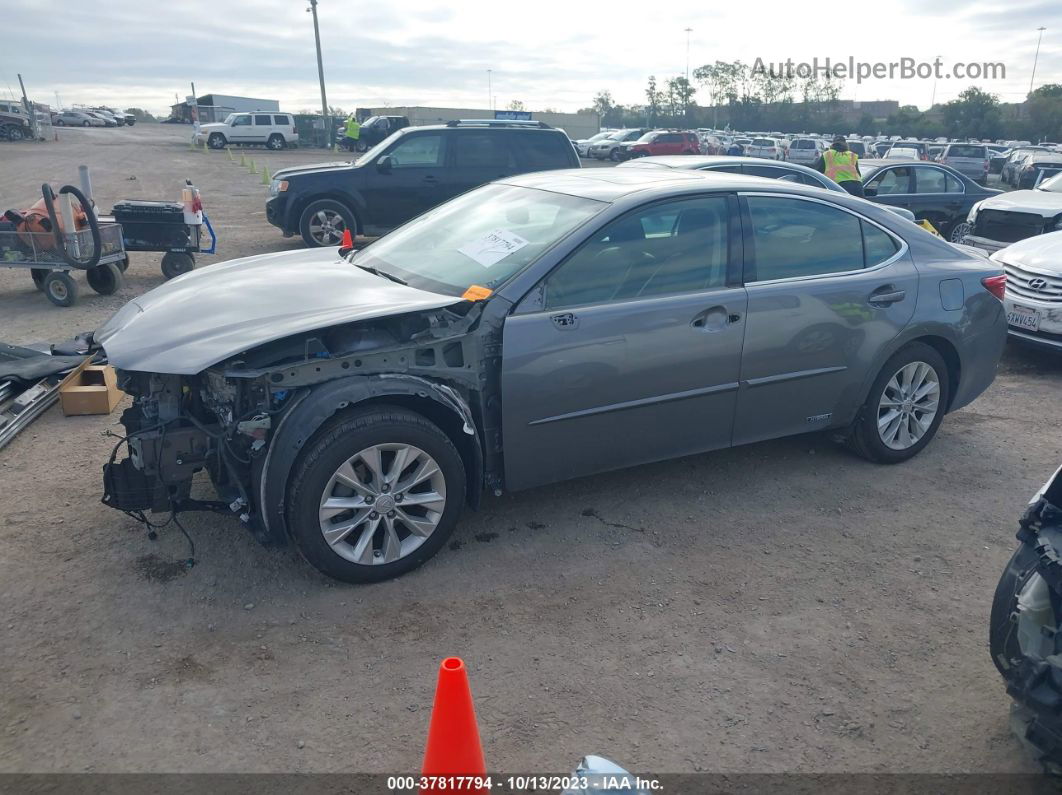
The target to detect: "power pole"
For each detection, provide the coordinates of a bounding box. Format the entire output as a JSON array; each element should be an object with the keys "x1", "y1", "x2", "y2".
[
  {"x1": 684, "y1": 27, "x2": 692, "y2": 82},
  {"x1": 1030, "y1": 26, "x2": 1047, "y2": 96},
  {"x1": 487, "y1": 69, "x2": 493, "y2": 113},
  {"x1": 308, "y1": 0, "x2": 330, "y2": 146}
]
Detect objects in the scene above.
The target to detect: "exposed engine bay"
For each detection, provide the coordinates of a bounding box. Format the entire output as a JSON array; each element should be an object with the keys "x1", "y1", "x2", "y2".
[
  {"x1": 100, "y1": 301, "x2": 500, "y2": 546},
  {"x1": 990, "y1": 465, "x2": 1062, "y2": 771}
]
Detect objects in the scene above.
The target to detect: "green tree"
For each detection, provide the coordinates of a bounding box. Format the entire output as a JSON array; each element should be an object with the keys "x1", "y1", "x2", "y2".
[
  {"x1": 645, "y1": 75, "x2": 663, "y2": 124},
  {"x1": 1027, "y1": 84, "x2": 1062, "y2": 143},
  {"x1": 943, "y1": 87, "x2": 1002, "y2": 140},
  {"x1": 507, "y1": 99, "x2": 526, "y2": 111},
  {"x1": 123, "y1": 107, "x2": 157, "y2": 122}
]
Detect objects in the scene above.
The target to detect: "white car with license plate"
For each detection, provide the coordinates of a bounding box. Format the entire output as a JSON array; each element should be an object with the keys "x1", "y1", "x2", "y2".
[{"x1": 990, "y1": 231, "x2": 1062, "y2": 350}]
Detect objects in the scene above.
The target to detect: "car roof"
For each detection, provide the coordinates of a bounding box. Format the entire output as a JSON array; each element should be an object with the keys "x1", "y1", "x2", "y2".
[
  {"x1": 500, "y1": 166, "x2": 823, "y2": 202},
  {"x1": 621, "y1": 154, "x2": 823, "y2": 173}
]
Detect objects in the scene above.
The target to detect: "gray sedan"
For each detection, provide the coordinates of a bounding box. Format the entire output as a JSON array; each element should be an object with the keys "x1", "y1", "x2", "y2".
[
  {"x1": 618, "y1": 155, "x2": 845, "y2": 191},
  {"x1": 96, "y1": 168, "x2": 1007, "y2": 583}
]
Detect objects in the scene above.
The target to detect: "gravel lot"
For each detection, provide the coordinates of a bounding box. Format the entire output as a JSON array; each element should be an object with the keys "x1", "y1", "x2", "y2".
[{"x1": 0, "y1": 124, "x2": 1058, "y2": 774}]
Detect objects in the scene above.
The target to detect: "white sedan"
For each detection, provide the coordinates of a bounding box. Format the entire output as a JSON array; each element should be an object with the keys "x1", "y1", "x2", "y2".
[{"x1": 990, "y1": 231, "x2": 1062, "y2": 351}]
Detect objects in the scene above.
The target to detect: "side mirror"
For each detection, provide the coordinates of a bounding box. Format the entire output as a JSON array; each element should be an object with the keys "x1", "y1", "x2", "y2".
[
  {"x1": 376, "y1": 155, "x2": 394, "y2": 174},
  {"x1": 863, "y1": 185, "x2": 878, "y2": 197}
]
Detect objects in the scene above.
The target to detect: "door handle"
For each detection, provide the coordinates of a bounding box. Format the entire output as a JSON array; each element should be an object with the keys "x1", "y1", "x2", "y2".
[
  {"x1": 423, "y1": 175, "x2": 439, "y2": 184},
  {"x1": 868, "y1": 287, "x2": 906, "y2": 306},
  {"x1": 690, "y1": 306, "x2": 732, "y2": 331}
]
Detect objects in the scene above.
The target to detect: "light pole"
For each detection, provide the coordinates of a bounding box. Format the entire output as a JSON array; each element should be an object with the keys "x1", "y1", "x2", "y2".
[
  {"x1": 307, "y1": 0, "x2": 330, "y2": 147},
  {"x1": 684, "y1": 27, "x2": 692, "y2": 82},
  {"x1": 684, "y1": 27, "x2": 693, "y2": 121},
  {"x1": 487, "y1": 69, "x2": 493, "y2": 113},
  {"x1": 1030, "y1": 26, "x2": 1047, "y2": 96},
  {"x1": 930, "y1": 54, "x2": 941, "y2": 109}
]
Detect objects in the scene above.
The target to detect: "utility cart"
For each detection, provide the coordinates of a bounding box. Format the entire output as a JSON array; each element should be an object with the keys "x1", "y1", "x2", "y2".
[
  {"x1": 0, "y1": 184, "x2": 127, "y2": 307},
  {"x1": 104, "y1": 181, "x2": 216, "y2": 280}
]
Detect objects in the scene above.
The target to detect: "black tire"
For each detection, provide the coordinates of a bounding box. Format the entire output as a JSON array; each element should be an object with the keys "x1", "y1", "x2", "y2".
[
  {"x1": 608, "y1": 148, "x2": 622, "y2": 162},
  {"x1": 31, "y1": 268, "x2": 49, "y2": 291},
  {"x1": 845, "y1": 342, "x2": 951, "y2": 464},
  {"x1": 299, "y1": 199, "x2": 356, "y2": 247},
  {"x1": 207, "y1": 133, "x2": 227, "y2": 150},
  {"x1": 86, "y1": 262, "x2": 124, "y2": 295},
  {"x1": 55, "y1": 119, "x2": 64, "y2": 127},
  {"x1": 42, "y1": 271, "x2": 78, "y2": 307},
  {"x1": 160, "y1": 252, "x2": 195, "y2": 280},
  {"x1": 266, "y1": 133, "x2": 285, "y2": 151},
  {"x1": 6, "y1": 125, "x2": 24, "y2": 142},
  {"x1": 287, "y1": 406, "x2": 466, "y2": 583},
  {"x1": 989, "y1": 544, "x2": 1040, "y2": 676},
  {"x1": 116, "y1": 255, "x2": 130, "y2": 272}
]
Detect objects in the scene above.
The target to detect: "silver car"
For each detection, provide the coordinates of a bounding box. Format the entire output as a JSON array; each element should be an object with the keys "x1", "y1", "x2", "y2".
[
  {"x1": 939, "y1": 143, "x2": 990, "y2": 184},
  {"x1": 95, "y1": 168, "x2": 1007, "y2": 583}
]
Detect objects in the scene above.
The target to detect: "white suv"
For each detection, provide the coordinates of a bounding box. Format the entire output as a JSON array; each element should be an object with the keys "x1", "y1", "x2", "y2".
[
  {"x1": 195, "y1": 112, "x2": 299, "y2": 150},
  {"x1": 786, "y1": 137, "x2": 825, "y2": 165}
]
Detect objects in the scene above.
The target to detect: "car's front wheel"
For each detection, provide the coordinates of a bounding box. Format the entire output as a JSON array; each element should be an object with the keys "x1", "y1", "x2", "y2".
[
  {"x1": 207, "y1": 133, "x2": 227, "y2": 149},
  {"x1": 299, "y1": 199, "x2": 356, "y2": 247},
  {"x1": 288, "y1": 406, "x2": 466, "y2": 583},
  {"x1": 846, "y1": 342, "x2": 950, "y2": 463},
  {"x1": 949, "y1": 221, "x2": 972, "y2": 243}
]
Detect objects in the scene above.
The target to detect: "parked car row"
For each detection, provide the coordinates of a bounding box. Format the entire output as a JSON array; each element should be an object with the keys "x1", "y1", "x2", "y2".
[{"x1": 52, "y1": 107, "x2": 135, "y2": 127}]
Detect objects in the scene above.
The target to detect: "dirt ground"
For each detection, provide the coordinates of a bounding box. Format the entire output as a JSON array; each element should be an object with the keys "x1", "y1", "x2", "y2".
[{"x1": 0, "y1": 124, "x2": 1058, "y2": 775}]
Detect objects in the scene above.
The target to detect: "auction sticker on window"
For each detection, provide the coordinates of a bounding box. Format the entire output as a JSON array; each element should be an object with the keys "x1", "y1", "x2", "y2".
[{"x1": 457, "y1": 229, "x2": 529, "y2": 268}]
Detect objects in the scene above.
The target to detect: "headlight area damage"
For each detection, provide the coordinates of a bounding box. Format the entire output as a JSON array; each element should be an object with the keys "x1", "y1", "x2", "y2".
[
  {"x1": 991, "y1": 466, "x2": 1062, "y2": 771},
  {"x1": 100, "y1": 300, "x2": 499, "y2": 555}
]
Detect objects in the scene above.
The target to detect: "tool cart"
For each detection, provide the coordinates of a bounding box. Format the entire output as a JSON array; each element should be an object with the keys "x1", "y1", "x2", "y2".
[{"x1": 0, "y1": 184, "x2": 127, "y2": 307}]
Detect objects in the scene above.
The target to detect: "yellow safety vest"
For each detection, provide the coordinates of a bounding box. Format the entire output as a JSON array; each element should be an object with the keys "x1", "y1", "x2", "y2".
[
  {"x1": 344, "y1": 118, "x2": 360, "y2": 139},
  {"x1": 824, "y1": 149, "x2": 860, "y2": 183}
]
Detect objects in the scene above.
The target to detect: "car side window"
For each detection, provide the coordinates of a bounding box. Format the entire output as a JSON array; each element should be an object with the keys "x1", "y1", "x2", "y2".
[
  {"x1": 232, "y1": 115, "x2": 251, "y2": 127},
  {"x1": 861, "y1": 221, "x2": 899, "y2": 266},
  {"x1": 868, "y1": 167, "x2": 912, "y2": 195},
  {"x1": 944, "y1": 173, "x2": 964, "y2": 193},
  {"x1": 387, "y1": 134, "x2": 444, "y2": 168},
  {"x1": 544, "y1": 197, "x2": 730, "y2": 310},
  {"x1": 453, "y1": 133, "x2": 515, "y2": 169},
  {"x1": 273, "y1": 114, "x2": 291, "y2": 125},
  {"x1": 253, "y1": 114, "x2": 272, "y2": 126},
  {"x1": 746, "y1": 196, "x2": 864, "y2": 282},
  {"x1": 514, "y1": 132, "x2": 573, "y2": 169},
  {"x1": 915, "y1": 168, "x2": 949, "y2": 194},
  {"x1": 703, "y1": 164, "x2": 743, "y2": 174},
  {"x1": 743, "y1": 165, "x2": 785, "y2": 178}
]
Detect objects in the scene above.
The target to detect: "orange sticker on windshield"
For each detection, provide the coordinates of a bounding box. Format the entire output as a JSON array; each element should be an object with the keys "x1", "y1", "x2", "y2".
[{"x1": 462, "y1": 285, "x2": 493, "y2": 301}]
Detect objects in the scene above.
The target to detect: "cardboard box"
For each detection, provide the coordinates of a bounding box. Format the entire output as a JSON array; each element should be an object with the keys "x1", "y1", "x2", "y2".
[{"x1": 59, "y1": 363, "x2": 124, "y2": 416}]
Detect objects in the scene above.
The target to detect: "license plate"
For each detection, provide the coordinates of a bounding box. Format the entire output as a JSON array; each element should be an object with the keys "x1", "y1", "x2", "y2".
[{"x1": 1007, "y1": 304, "x2": 1041, "y2": 331}]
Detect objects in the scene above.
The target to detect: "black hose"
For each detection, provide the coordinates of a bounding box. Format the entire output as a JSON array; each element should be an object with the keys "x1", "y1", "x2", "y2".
[{"x1": 40, "y1": 183, "x2": 101, "y2": 269}]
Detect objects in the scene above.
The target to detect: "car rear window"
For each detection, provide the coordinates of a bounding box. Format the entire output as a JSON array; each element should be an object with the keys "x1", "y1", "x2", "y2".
[
  {"x1": 792, "y1": 140, "x2": 815, "y2": 149},
  {"x1": 947, "y1": 145, "x2": 986, "y2": 158},
  {"x1": 752, "y1": 138, "x2": 774, "y2": 146},
  {"x1": 513, "y1": 131, "x2": 576, "y2": 169},
  {"x1": 273, "y1": 114, "x2": 291, "y2": 125}
]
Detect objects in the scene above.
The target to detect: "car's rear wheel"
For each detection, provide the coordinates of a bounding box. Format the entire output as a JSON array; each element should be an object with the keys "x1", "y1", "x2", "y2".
[
  {"x1": 299, "y1": 199, "x2": 355, "y2": 247},
  {"x1": 846, "y1": 342, "x2": 950, "y2": 463},
  {"x1": 288, "y1": 406, "x2": 466, "y2": 583},
  {"x1": 207, "y1": 133, "x2": 226, "y2": 149},
  {"x1": 266, "y1": 134, "x2": 285, "y2": 150},
  {"x1": 55, "y1": 119, "x2": 64, "y2": 126},
  {"x1": 82, "y1": 121, "x2": 90, "y2": 127},
  {"x1": 6, "y1": 125, "x2": 24, "y2": 141},
  {"x1": 949, "y1": 221, "x2": 972, "y2": 243},
  {"x1": 609, "y1": 148, "x2": 623, "y2": 162}
]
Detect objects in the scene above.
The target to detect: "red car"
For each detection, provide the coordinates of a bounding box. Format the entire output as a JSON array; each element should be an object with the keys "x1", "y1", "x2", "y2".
[{"x1": 624, "y1": 131, "x2": 700, "y2": 159}]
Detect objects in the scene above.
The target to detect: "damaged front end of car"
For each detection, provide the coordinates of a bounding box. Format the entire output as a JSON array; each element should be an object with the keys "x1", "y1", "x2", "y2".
[
  {"x1": 990, "y1": 465, "x2": 1062, "y2": 771},
  {"x1": 99, "y1": 298, "x2": 502, "y2": 547}
]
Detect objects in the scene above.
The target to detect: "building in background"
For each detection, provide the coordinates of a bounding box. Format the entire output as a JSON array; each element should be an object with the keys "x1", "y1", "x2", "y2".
[
  {"x1": 168, "y1": 94, "x2": 280, "y2": 124},
  {"x1": 359, "y1": 106, "x2": 600, "y2": 140}
]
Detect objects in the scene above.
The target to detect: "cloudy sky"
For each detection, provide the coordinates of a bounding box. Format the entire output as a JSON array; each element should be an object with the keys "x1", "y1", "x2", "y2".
[{"x1": 2, "y1": 0, "x2": 1059, "y2": 116}]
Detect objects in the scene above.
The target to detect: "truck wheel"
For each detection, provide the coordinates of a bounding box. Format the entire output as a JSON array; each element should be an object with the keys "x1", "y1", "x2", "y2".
[
  {"x1": 267, "y1": 134, "x2": 285, "y2": 150},
  {"x1": 43, "y1": 271, "x2": 78, "y2": 307},
  {"x1": 207, "y1": 133, "x2": 226, "y2": 149},
  {"x1": 299, "y1": 199, "x2": 355, "y2": 247},
  {"x1": 287, "y1": 406, "x2": 466, "y2": 584},
  {"x1": 86, "y1": 262, "x2": 124, "y2": 295},
  {"x1": 845, "y1": 342, "x2": 950, "y2": 464},
  {"x1": 161, "y1": 252, "x2": 195, "y2": 280}
]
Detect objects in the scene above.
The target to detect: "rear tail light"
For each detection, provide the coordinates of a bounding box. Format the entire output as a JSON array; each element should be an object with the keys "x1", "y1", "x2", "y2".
[{"x1": 981, "y1": 273, "x2": 1006, "y2": 301}]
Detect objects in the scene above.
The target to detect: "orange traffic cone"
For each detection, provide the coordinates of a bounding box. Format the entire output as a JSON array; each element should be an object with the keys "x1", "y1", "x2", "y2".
[
  {"x1": 420, "y1": 657, "x2": 487, "y2": 792},
  {"x1": 340, "y1": 227, "x2": 353, "y2": 249}
]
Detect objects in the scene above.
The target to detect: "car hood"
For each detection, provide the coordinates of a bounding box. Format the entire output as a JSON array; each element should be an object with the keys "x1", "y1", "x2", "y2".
[
  {"x1": 198, "y1": 122, "x2": 228, "y2": 132},
  {"x1": 978, "y1": 189, "x2": 1062, "y2": 218},
  {"x1": 95, "y1": 248, "x2": 457, "y2": 375},
  {"x1": 272, "y1": 161, "x2": 355, "y2": 180},
  {"x1": 991, "y1": 229, "x2": 1062, "y2": 273}
]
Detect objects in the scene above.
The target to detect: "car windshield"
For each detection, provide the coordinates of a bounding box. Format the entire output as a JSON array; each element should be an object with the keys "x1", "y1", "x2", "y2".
[
  {"x1": 223, "y1": 113, "x2": 236, "y2": 124},
  {"x1": 1037, "y1": 173, "x2": 1062, "y2": 192},
  {"x1": 348, "y1": 184, "x2": 607, "y2": 296},
  {"x1": 606, "y1": 130, "x2": 631, "y2": 141},
  {"x1": 636, "y1": 132, "x2": 657, "y2": 142}
]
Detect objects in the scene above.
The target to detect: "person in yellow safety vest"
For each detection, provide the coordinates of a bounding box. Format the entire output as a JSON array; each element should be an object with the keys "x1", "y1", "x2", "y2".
[
  {"x1": 344, "y1": 114, "x2": 361, "y2": 148},
  {"x1": 814, "y1": 135, "x2": 864, "y2": 197}
]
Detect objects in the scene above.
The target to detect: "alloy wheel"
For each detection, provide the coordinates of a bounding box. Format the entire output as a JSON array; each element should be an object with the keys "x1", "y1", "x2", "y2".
[
  {"x1": 949, "y1": 222, "x2": 971, "y2": 243},
  {"x1": 876, "y1": 361, "x2": 940, "y2": 450},
  {"x1": 318, "y1": 444, "x2": 447, "y2": 565},
  {"x1": 308, "y1": 210, "x2": 346, "y2": 245}
]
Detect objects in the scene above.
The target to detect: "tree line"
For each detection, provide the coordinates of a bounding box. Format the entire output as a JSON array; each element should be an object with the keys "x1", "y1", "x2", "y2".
[{"x1": 579, "y1": 59, "x2": 1062, "y2": 142}]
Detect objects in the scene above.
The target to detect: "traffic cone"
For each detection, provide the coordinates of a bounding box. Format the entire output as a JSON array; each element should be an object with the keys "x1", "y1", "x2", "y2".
[
  {"x1": 340, "y1": 228, "x2": 353, "y2": 249},
  {"x1": 261, "y1": 167, "x2": 270, "y2": 185},
  {"x1": 420, "y1": 657, "x2": 487, "y2": 792},
  {"x1": 227, "y1": 147, "x2": 234, "y2": 161},
  {"x1": 248, "y1": 158, "x2": 257, "y2": 174},
  {"x1": 239, "y1": 154, "x2": 246, "y2": 167}
]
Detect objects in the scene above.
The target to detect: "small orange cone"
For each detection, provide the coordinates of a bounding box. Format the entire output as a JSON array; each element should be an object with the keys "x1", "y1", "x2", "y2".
[
  {"x1": 420, "y1": 657, "x2": 487, "y2": 792},
  {"x1": 340, "y1": 228, "x2": 354, "y2": 249}
]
